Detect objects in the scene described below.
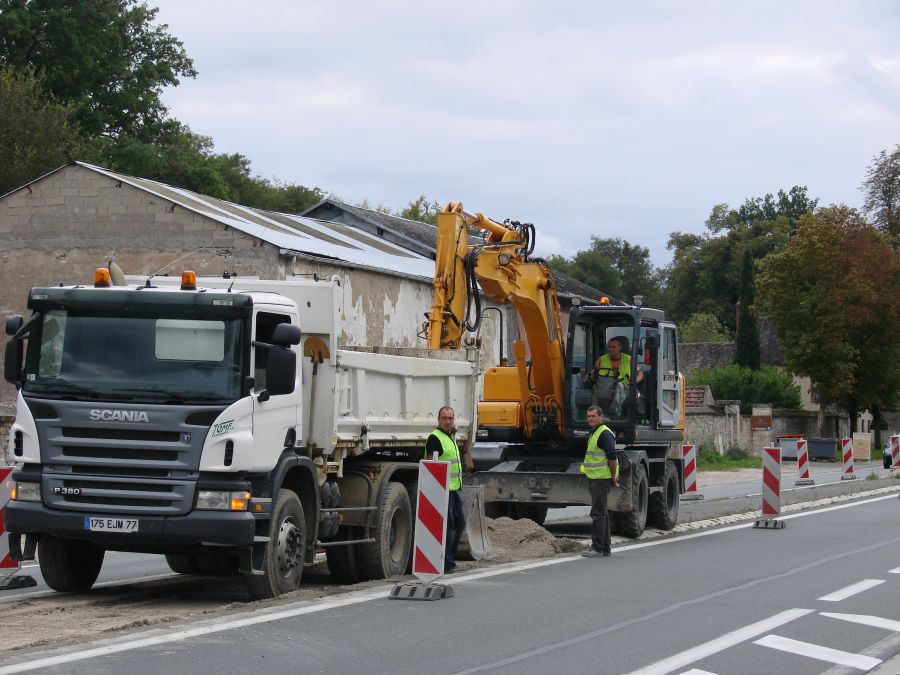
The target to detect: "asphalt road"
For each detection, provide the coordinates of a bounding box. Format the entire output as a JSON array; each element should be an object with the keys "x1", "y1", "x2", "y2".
[
  {"x1": 2, "y1": 463, "x2": 892, "y2": 597},
  {"x1": 3, "y1": 488, "x2": 899, "y2": 674}
]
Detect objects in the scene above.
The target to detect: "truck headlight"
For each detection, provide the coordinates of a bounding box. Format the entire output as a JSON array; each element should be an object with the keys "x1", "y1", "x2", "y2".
[
  {"x1": 11, "y1": 481, "x2": 40, "y2": 502},
  {"x1": 196, "y1": 491, "x2": 251, "y2": 511}
]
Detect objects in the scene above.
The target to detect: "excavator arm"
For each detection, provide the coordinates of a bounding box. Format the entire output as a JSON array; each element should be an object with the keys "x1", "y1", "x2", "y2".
[{"x1": 427, "y1": 202, "x2": 566, "y2": 439}]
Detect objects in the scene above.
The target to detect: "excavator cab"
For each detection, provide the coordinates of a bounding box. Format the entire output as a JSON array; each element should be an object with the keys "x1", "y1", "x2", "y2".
[{"x1": 565, "y1": 305, "x2": 683, "y2": 444}]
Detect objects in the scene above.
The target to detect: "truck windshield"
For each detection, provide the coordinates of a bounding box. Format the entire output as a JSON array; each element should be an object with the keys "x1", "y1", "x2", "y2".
[{"x1": 22, "y1": 310, "x2": 244, "y2": 404}]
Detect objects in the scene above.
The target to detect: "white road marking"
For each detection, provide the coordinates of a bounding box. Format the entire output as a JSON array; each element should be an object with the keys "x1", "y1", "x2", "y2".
[
  {"x1": 679, "y1": 670, "x2": 718, "y2": 674},
  {"x1": 821, "y1": 612, "x2": 900, "y2": 632},
  {"x1": 753, "y1": 634, "x2": 881, "y2": 670},
  {"x1": 888, "y1": 566, "x2": 900, "y2": 574},
  {"x1": 623, "y1": 609, "x2": 814, "y2": 675},
  {"x1": 817, "y1": 579, "x2": 885, "y2": 602},
  {"x1": 2, "y1": 493, "x2": 896, "y2": 673}
]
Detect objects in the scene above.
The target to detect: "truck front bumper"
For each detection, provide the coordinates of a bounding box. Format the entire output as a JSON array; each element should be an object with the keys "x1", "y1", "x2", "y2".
[{"x1": 4, "y1": 501, "x2": 257, "y2": 559}]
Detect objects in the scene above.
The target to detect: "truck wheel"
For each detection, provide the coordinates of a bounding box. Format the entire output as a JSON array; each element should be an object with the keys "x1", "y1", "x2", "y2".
[
  {"x1": 39, "y1": 536, "x2": 104, "y2": 592},
  {"x1": 326, "y1": 527, "x2": 363, "y2": 584},
  {"x1": 246, "y1": 489, "x2": 306, "y2": 600},
  {"x1": 165, "y1": 553, "x2": 199, "y2": 574},
  {"x1": 648, "y1": 461, "x2": 679, "y2": 530},
  {"x1": 359, "y1": 482, "x2": 412, "y2": 580},
  {"x1": 618, "y1": 463, "x2": 648, "y2": 539}
]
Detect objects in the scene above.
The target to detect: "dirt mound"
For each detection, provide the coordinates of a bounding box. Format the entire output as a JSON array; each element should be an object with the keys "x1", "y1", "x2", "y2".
[{"x1": 484, "y1": 516, "x2": 583, "y2": 563}]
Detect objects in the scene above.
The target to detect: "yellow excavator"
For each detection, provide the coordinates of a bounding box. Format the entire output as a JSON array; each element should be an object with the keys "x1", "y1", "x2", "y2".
[{"x1": 428, "y1": 202, "x2": 686, "y2": 537}]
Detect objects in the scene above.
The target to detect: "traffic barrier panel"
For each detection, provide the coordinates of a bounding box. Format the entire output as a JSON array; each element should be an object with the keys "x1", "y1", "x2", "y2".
[
  {"x1": 680, "y1": 444, "x2": 704, "y2": 501},
  {"x1": 0, "y1": 467, "x2": 37, "y2": 590},
  {"x1": 390, "y1": 458, "x2": 454, "y2": 601},
  {"x1": 794, "y1": 440, "x2": 815, "y2": 486},
  {"x1": 841, "y1": 438, "x2": 857, "y2": 480},
  {"x1": 891, "y1": 435, "x2": 899, "y2": 469},
  {"x1": 754, "y1": 447, "x2": 785, "y2": 529}
]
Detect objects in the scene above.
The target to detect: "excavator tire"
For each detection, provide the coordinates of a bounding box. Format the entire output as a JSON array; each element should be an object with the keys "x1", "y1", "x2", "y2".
[
  {"x1": 648, "y1": 460, "x2": 679, "y2": 530},
  {"x1": 617, "y1": 462, "x2": 648, "y2": 538}
]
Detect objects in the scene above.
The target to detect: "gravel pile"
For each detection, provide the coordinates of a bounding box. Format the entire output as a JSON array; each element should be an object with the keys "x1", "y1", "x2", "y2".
[{"x1": 483, "y1": 516, "x2": 584, "y2": 563}]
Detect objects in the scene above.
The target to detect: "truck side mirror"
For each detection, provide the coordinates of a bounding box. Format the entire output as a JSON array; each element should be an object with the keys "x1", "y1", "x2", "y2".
[
  {"x1": 5, "y1": 315, "x2": 23, "y2": 336},
  {"x1": 4, "y1": 339, "x2": 23, "y2": 385},
  {"x1": 272, "y1": 324, "x2": 301, "y2": 346},
  {"x1": 265, "y1": 347, "x2": 296, "y2": 396}
]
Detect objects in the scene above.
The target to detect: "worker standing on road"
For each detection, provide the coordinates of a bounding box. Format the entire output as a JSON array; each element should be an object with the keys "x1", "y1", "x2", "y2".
[
  {"x1": 425, "y1": 406, "x2": 465, "y2": 572},
  {"x1": 580, "y1": 405, "x2": 619, "y2": 558}
]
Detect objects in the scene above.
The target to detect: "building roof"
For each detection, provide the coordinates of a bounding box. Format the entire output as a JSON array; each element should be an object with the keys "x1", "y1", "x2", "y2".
[
  {"x1": 303, "y1": 198, "x2": 607, "y2": 302},
  {"x1": 23, "y1": 163, "x2": 438, "y2": 281}
]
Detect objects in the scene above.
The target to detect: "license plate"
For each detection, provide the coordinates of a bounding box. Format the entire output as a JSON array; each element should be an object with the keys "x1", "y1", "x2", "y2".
[{"x1": 84, "y1": 516, "x2": 139, "y2": 533}]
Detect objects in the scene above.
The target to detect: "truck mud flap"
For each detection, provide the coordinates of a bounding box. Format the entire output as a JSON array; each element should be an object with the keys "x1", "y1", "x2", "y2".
[{"x1": 456, "y1": 485, "x2": 493, "y2": 561}]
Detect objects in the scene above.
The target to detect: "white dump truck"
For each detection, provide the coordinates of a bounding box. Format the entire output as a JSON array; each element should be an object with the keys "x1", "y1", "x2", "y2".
[{"x1": 3, "y1": 270, "x2": 478, "y2": 598}]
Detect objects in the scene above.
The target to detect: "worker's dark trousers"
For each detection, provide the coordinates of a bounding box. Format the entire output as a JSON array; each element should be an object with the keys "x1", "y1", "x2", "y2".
[
  {"x1": 588, "y1": 478, "x2": 612, "y2": 554},
  {"x1": 446, "y1": 490, "x2": 466, "y2": 566}
]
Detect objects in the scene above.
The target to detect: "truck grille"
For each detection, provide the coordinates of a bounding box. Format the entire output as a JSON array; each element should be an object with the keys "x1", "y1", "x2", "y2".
[{"x1": 31, "y1": 399, "x2": 223, "y2": 516}]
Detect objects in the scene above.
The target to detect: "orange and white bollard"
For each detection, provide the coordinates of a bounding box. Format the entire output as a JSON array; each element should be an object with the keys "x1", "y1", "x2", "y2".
[
  {"x1": 680, "y1": 444, "x2": 704, "y2": 501},
  {"x1": 890, "y1": 435, "x2": 899, "y2": 469},
  {"x1": 841, "y1": 438, "x2": 857, "y2": 481},
  {"x1": 754, "y1": 447, "x2": 785, "y2": 529},
  {"x1": 794, "y1": 440, "x2": 815, "y2": 486}
]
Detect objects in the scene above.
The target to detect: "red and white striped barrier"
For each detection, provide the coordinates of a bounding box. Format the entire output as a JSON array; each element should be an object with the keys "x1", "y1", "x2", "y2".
[
  {"x1": 754, "y1": 447, "x2": 784, "y2": 529},
  {"x1": 390, "y1": 458, "x2": 454, "y2": 600},
  {"x1": 841, "y1": 438, "x2": 857, "y2": 481},
  {"x1": 411, "y1": 458, "x2": 450, "y2": 581},
  {"x1": 890, "y1": 435, "x2": 899, "y2": 469},
  {"x1": 1, "y1": 467, "x2": 37, "y2": 590},
  {"x1": 680, "y1": 444, "x2": 704, "y2": 501},
  {"x1": 794, "y1": 440, "x2": 815, "y2": 486}
]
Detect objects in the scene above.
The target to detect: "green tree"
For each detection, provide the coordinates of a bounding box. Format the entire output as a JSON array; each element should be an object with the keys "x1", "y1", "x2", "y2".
[
  {"x1": 399, "y1": 195, "x2": 441, "y2": 225},
  {"x1": 679, "y1": 312, "x2": 731, "y2": 343},
  {"x1": 79, "y1": 124, "x2": 325, "y2": 211},
  {"x1": 756, "y1": 205, "x2": 900, "y2": 434},
  {"x1": 861, "y1": 144, "x2": 900, "y2": 247},
  {"x1": 734, "y1": 253, "x2": 760, "y2": 369},
  {"x1": 688, "y1": 364, "x2": 801, "y2": 414},
  {"x1": 0, "y1": 0, "x2": 196, "y2": 139},
  {"x1": 0, "y1": 65, "x2": 75, "y2": 194},
  {"x1": 663, "y1": 187, "x2": 818, "y2": 328},
  {"x1": 546, "y1": 236, "x2": 661, "y2": 304}
]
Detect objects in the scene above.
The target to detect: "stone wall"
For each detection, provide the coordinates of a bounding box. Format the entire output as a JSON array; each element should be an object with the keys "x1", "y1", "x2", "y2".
[{"x1": 686, "y1": 407, "x2": 852, "y2": 457}]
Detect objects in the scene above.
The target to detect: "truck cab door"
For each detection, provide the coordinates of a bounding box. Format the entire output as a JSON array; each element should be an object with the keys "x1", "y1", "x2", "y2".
[
  {"x1": 657, "y1": 322, "x2": 680, "y2": 427},
  {"x1": 252, "y1": 310, "x2": 301, "y2": 455}
]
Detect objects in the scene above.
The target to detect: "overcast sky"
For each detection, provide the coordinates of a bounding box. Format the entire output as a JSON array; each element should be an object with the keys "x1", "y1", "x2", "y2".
[{"x1": 151, "y1": 1, "x2": 900, "y2": 267}]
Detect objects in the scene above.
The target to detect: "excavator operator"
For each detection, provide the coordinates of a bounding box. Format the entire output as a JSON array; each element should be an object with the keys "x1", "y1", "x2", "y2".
[{"x1": 591, "y1": 336, "x2": 643, "y2": 416}]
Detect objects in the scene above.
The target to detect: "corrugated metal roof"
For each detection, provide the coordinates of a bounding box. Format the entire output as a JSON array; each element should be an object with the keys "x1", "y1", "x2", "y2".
[
  {"x1": 77, "y1": 162, "x2": 436, "y2": 280},
  {"x1": 303, "y1": 198, "x2": 609, "y2": 302}
]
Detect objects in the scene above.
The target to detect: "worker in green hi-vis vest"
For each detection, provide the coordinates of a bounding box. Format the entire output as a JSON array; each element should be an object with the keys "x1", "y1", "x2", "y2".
[
  {"x1": 424, "y1": 406, "x2": 465, "y2": 572},
  {"x1": 580, "y1": 405, "x2": 619, "y2": 558}
]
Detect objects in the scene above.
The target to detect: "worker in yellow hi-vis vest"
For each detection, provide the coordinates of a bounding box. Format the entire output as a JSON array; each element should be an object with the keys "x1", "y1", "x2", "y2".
[
  {"x1": 580, "y1": 405, "x2": 619, "y2": 558},
  {"x1": 425, "y1": 406, "x2": 465, "y2": 572}
]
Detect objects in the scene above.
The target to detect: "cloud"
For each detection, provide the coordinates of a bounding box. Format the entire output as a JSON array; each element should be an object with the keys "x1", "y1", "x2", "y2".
[{"x1": 153, "y1": 0, "x2": 900, "y2": 267}]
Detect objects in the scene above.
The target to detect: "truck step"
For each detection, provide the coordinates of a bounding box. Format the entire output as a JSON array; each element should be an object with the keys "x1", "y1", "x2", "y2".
[{"x1": 253, "y1": 535, "x2": 271, "y2": 543}]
